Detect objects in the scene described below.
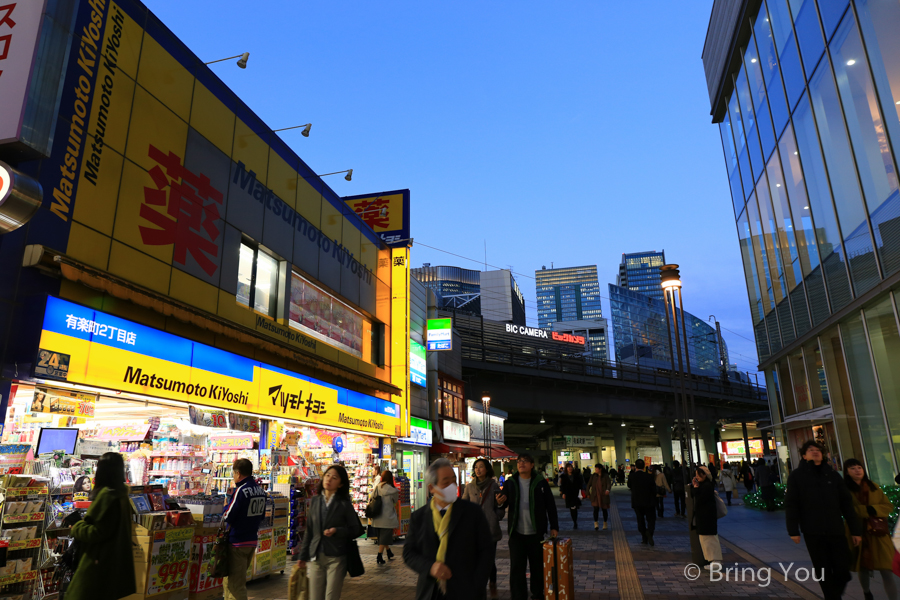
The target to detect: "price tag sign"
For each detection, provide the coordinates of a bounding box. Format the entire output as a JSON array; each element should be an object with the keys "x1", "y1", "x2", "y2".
[
  {"x1": 189, "y1": 533, "x2": 223, "y2": 593},
  {"x1": 146, "y1": 527, "x2": 193, "y2": 596}
]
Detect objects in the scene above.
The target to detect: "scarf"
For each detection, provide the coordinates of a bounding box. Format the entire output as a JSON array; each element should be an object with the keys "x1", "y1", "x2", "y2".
[
  {"x1": 475, "y1": 476, "x2": 492, "y2": 492},
  {"x1": 431, "y1": 497, "x2": 453, "y2": 593}
]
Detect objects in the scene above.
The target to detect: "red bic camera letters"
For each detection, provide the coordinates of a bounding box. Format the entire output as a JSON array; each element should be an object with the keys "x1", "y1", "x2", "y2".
[{"x1": 140, "y1": 145, "x2": 224, "y2": 276}]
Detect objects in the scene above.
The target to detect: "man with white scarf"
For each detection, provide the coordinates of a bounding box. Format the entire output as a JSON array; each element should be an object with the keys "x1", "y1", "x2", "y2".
[{"x1": 403, "y1": 458, "x2": 495, "y2": 600}]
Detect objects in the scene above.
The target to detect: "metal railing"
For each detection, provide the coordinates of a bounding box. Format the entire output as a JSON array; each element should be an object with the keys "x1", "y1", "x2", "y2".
[{"x1": 455, "y1": 319, "x2": 767, "y2": 404}]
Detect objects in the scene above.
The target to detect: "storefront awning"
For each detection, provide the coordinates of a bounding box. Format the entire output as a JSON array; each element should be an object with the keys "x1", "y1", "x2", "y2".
[
  {"x1": 431, "y1": 442, "x2": 480, "y2": 457},
  {"x1": 478, "y1": 444, "x2": 517, "y2": 459}
]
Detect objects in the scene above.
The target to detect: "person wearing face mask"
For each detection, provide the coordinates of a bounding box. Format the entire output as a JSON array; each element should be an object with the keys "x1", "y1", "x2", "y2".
[
  {"x1": 299, "y1": 465, "x2": 363, "y2": 600},
  {"x1": 495, "y1": 453, "x2": 559, "y2": 600},
  {"x1": 403, "y1": 458, "x2": 494, "y2": 600},
  {"x1": 785, "y1": 441, "x2": 862, "y2": 600}
]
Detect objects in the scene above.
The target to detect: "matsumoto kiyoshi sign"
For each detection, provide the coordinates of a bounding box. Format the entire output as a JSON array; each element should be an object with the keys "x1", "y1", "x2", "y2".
[{"x1": 37, "y1": 297, "x2": 401, "y2": 436}]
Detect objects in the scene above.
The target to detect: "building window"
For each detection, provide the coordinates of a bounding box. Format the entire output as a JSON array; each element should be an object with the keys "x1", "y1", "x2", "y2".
[
  {"x1": 237, "y1": 242, "x2": 278, "y2": 317},
  {"x1": 438, "y1": 376, "x2": 465, "y2": 422},
  {"x1": 289, "y1": 272, "x2": 375, "y2": 362}
]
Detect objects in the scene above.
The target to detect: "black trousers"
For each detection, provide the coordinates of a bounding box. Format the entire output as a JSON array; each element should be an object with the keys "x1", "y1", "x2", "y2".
[
  {"x1": 725, "y1": 490, "x2": 733, "y2": 505},
  {"x1": 509, "y1": 531, "x2": 544, "y2": 600},
  {"x1": 633, "y1": 506, "x2": 656, "y2": 538},
  {"x1": 673, "y1": 491, "x2": 686, "y2": 515},
  {"x1": 593, "y1": 507, "x2": 608, "y2": 522},
  {"x1": 568, "y1": 506, "x2": 578, "y2": 525},
  {"x1": 656, "y1": 496, "x2": 665, "y2": 517},
  {"x1": 804, "y1": 534, "x2": 852, "y2": 600}
]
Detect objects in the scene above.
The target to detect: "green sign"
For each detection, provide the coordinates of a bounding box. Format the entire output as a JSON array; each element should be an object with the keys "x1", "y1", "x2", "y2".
[{"x1": 426, "y1": 318, "x2": 452, "y2": 351}]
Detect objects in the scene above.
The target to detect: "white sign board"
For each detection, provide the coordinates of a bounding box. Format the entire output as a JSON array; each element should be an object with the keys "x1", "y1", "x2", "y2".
[
  {"x1": 442, "y1": 419, "x2": 470, "y2": 443},
  {"x1": 0, "y1": 0, "x2": 47, "y2": 145},
  {"x1": 399, "y1": 424, "x2": 432, "y2": 447},
  {"x1": 467, "y1": 408, "x2": 504, "y2": 443}
]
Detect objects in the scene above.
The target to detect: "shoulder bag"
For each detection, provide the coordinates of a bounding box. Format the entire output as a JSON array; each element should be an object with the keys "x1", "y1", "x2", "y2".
[
  {"x1": 346, "y1": 509, "x2": 365, "y2": 577},
  {"x1": 211, "y1": 488, "x2": 243, "y2": 578},
  {"x1": 715, "y1": 493, "x2": 728, "y2": 519},
  {"x1": 365, "y1": 485, "x2": 383, "y2": 519},
  {"x1": 868, "y1": 516, "x2": 890, "y2": 537}
]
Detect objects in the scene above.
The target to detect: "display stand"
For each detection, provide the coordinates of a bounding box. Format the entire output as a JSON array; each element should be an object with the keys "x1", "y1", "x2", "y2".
[{"x1": 0, "y1": 483, "x2": 49, "y2": 600}]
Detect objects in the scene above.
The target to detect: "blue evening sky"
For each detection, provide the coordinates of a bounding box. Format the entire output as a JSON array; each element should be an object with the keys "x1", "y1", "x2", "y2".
[{"x1": 148, "y1": 1, "x2": 761, "y2": 374}]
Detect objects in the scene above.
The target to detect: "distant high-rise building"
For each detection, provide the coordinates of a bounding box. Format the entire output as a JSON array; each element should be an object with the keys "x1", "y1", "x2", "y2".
[
  {"x1": 481, "y1": 269, "x2": 526, "y2": 326},
  {"x1": 609, "y1": 283, "x2": 727, "y2": 376},
  {"x1": 617, "y1": 251, "x2": 666, "y2": 302},
  {"x1": 535, "y1": 265, "x2": 603, "y2": 329},
  {"x1": 410, "y1": 264, "x2": 525, "y2": 326}
]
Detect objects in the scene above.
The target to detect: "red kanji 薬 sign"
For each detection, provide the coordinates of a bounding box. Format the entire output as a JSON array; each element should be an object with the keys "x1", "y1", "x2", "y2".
[
  {"x1": 348, "y1": 196, "x2": 391, "y2": 229},
  {"x1": 139, "y1": 145, "x2": 223, "y2": 276}
]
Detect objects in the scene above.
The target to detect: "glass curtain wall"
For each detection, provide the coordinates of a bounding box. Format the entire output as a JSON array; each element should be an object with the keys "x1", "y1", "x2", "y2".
[{"x1": 717, "y1": 0, "x2": 900, "y2": 483}]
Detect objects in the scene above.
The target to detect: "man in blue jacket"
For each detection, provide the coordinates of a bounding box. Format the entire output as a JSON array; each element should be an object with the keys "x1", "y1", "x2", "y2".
[{"x1": 223, "y1": 459, "x2": 266, "y2": 600}]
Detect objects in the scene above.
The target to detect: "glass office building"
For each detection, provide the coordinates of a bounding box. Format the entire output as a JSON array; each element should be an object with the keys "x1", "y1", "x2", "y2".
[
  {"x1": 535, "y1": 265, "x2": 603, "y2": 328},
  {"x1": 609, "y1": 284, "x2": 727, "y2": 376},
  {"x1": 550, "y1": 319, "x2": 610, "y2": 362},
  {"x1": 703, "y1": 0, "x2": 900, "y2": 482},
  {"x1": 411, "y1": 264, "x2": 482, "y2": 315},
  {"x1": 617, "y1": 251, "x2": 667, "y2": 302}
]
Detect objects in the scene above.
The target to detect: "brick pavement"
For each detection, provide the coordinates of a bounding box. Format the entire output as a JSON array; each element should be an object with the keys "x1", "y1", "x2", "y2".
[{"x1": 245, "y1": 486, "x2": 832, "y2": 600}]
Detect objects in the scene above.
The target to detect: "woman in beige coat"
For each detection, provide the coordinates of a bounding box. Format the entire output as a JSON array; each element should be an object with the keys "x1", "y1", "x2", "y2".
[
  {"x1": 654, "y1": 464, "x2": 671, "y2": 518},
  {"x1": 369, "y1": 470, "x2": 400, "y2": 565},
  {"x1": 462, "y1": 458, "x2": 505, "y2": 599}
]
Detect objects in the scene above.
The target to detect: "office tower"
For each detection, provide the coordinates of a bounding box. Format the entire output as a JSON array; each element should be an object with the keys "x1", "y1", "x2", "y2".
[
  {"x1": 411, "y1": 264, "x2": 525, "y2": 325},
  {"x1": 609, "y1": 284, "x2": 727, "y2": 376},
  {"x1": 535, "y1": 265, "x2": 603, "y2": 329},
  {"x1": 703, "y1": 0, "x2": 900, "y2": 482},
  {"x1": 617, "y1": 251, "x2": 666, "y2": 301}
]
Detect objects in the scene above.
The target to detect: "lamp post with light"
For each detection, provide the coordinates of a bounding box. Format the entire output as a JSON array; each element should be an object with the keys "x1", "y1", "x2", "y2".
[
  {"x1": 482, "y1": 394, "x2": 491, "y2": 461},
  {"x1": 660, "y1": 264, "x2": 704, "y2": 564}
]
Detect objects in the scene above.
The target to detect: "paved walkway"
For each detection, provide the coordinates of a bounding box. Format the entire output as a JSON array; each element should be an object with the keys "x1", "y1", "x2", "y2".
[{"x1": 243, "y1": 486, "x2": 889, "y2": 600}]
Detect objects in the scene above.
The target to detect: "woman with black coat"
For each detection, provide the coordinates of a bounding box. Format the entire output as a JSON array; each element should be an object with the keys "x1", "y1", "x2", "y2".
[
  {"x1": 299, "y1": 465, "x2": 364, "y2": 600},
  {"x1": 691, "y1": 465, "x2": 722, "y2": 570},
  {"x1": 559, "y1": 463, "x2": 582, "y2": 529}
]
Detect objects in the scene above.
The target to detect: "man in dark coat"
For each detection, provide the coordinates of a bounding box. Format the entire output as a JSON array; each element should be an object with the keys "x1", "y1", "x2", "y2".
[
  {"x1": 496, "y1": 453, "x2": 559, "y2": 600},
  {"x1": 756, "y1": 458, "x2": 776, "y2": 512},
  {"x1": 785, "y1": 441, "x2": 863, "y2": 600},
  {"x1": 403, "y1": 458, "x2": 494, "y2": 600},
  {"x1": 627, "y1": 459, "x2": 658, "y2": 545}
]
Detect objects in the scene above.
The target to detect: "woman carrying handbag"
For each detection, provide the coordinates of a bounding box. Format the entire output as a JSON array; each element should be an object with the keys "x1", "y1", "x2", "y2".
[
  {"x1": 462, "y1": 458, "x2": 505, "y2": 599},
  {"x1": 843, "y1": 459, "x2": 897, "y2": 600},
  {"x1": 299, "y1": 465, "x2": 364, "y2": 600}
]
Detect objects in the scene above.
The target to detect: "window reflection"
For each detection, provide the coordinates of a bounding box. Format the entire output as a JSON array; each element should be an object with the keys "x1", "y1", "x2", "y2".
[
  {"x1": 766, "y1": 0, "x2": 807, "y2": 108},
  {"x1": 863, "y1": 294, "x2": 900, "y2": 471},
  {"x1": 789, "y1": 0, "x2": 825, "y2": 76},
  {"x1": 818, "y1": 326, "x2": 864, "y2": 466},
  {"x1": 829, "y1": 13, "x2": 900, "y2": 279},
  {"x1": 738, "y1": 209, "x2": 765, "y2": 324}
]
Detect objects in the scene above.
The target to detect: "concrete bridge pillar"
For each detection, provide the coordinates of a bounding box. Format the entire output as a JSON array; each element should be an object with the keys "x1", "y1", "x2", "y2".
[
  {"x1": 699, "y1": 421, "x2": 717, "y2": 466},
  {"x1": 654, "y1": 419, "x2": 675, "y2": 466},
  {"x1": 613, "y1": 425, "x2": 628, "y2": 467}
]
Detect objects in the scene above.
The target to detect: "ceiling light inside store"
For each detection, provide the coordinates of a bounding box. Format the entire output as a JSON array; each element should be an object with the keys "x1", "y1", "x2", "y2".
[
  {"x1": 540, "y1": 414, "x2": 545, "y2": 423},
  {"x1": 804, "y1": 206, "x2": 809, "y2": 209},
  {"x1": 649, "y1": 424, "x2": 654, "y2": 428},
  {"x1": 620, "y1": 422, "x2": 626, "y2": 427},
  {"x1": 751, "y1": 58, "x2": 757, "y2": 63},
  {"x1": 588, "y1": 418, "x2": 593, "y2": 425},
  {"x1": 846, "y1": 59, "x2": 856, "y2": 66}
]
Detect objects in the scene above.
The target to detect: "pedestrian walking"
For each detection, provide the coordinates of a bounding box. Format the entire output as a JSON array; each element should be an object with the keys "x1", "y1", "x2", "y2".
[
  {"x1": 671, "y1": 460, "x2": 686, "y2": 517},
  {"x1": 654, "y1": 465, "x2": 671, "y2": 518},
  {"x1": 691, "y1": 466, "x2": 722, "y2": 570},
  {"x1": 756, "y1": 458, "x2": 777, "y2": 512},
  {"x1": 616, "y1": 466, "x2": 626, "y2": 486},
  {"x1": 708, "y1": 461, "x2": 718, "y2": 483},
  {"x1": 560, "y1": 463, "x2": 582, "y2": 529},
  {"x1": 462, "y1": 458, "x2": 505, "y2": 600},
  {"x1": 495, "y1": 453, "x2": 559, "y2": 600},
  {"x1": 299, "y1": 465, "x2": 364, "y2": 600},
  {"x1": 369, "y1": 470, "x2": 400, "y2": 565},
  {"x1": 740, "y1": 460, "x2": 755, "y2": 494},
  {"x1": 627, "y1": 459, "x2": 657, "y2": 546},
  {"x1": 582, "y1": 466, "x2": 591, "y2": 488},
  {"x1": 587, "y1": 464, "x2": 611, "y2": 531},
  {"x1": 785, "y1": 440, "x2": 862, "y2": 600},
  {"x1": 403, "y1": 458, "x2": 495, "y2": 600},
  {"x1": 221, "y1": 458, "x2": 267, "y2": 600},
  {"x1": 719, "y1": 462, "x2": 737, "y2": 506},
  {"x1": 65, "y1": 452, "x2": 136, "y2": 600},
  {"x1": 843, "y1": 459, "x2": 897, "y2": 600}
]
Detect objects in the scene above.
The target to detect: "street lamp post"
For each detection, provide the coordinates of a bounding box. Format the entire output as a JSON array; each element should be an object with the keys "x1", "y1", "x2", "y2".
[
  {"x1": 482, "y1": 394, "x2": 492, "y2": 461},
  {"x1": 661, "y1": 264, "x2": 704, "y2": 565}
]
